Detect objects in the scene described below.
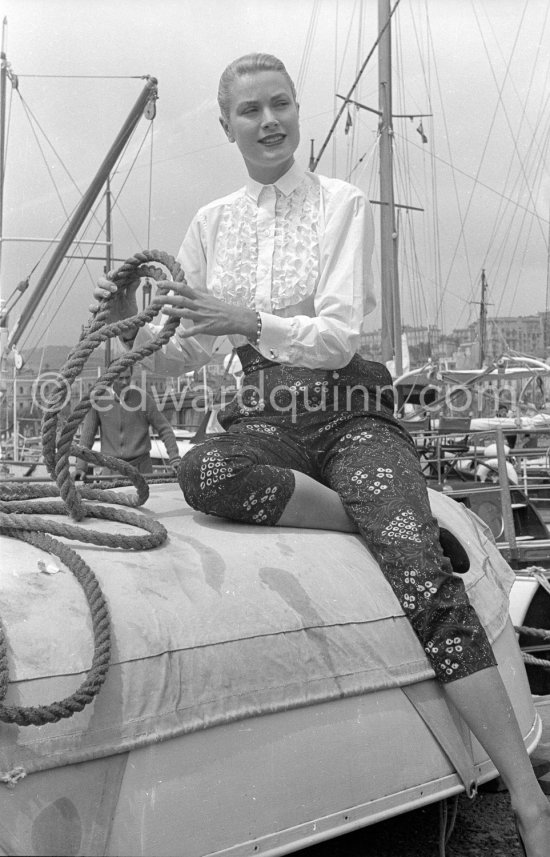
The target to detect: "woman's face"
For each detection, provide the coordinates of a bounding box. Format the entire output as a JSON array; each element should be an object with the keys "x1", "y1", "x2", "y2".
[{"x1": 220, "y1": 70, "x2": 300, "y2": 184}]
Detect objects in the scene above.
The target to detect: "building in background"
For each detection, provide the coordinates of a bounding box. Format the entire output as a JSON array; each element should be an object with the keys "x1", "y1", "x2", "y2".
[{"x1": 360, "y1": 311, "x2": 550, "y2": 369}]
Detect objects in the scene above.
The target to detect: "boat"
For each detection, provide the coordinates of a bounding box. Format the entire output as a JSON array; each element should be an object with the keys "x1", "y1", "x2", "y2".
[
  {"x1": 398, "y1": 408, "x2": 550, "y2": 565},
  {"x1": 0, "y1": 479, "x2": 542, "y2": 857},
  {"x1": 0, "y1": 6, "x2": 548, "y2": 857}
]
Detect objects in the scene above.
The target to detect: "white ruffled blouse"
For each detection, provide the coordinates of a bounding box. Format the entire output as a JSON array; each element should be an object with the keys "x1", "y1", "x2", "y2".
[{"x1": 171, "y1": 162, "x2": 376, "y2": 370}]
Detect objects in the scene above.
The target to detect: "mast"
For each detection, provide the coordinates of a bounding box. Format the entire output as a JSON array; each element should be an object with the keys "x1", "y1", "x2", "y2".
[
  {"x1": 104, "y1": 176, "x2": 113, "y2": 366},
  {"x1": 479, "y1": 269, "x2": 487, "y2": 369},
  {"x1": 545, "y1": 201, "x2": 550, "y2": 355},
  {"x1": 0, "y1": 17, "x2": 8, "y2": 294},
  {"x1": 8, "y1": 75, "x2": 158, "y2": 348},
  {"x1": 378, "y1": 0, "x2": 402, "y2": 375}
]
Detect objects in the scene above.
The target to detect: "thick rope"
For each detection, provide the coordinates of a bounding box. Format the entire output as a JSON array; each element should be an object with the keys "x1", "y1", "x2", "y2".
[
  {"x1": 515, "y1": 565, "x2": 550, "y2": 670},
  {"x1": 41, "y1": 250, "x2": 183, "y2": 521},
  {"x1": 0, "y1": 530, "x2": 110, "y2": 726},
  {"x1": 0, "y1": 503, "x2": 166, "y2": 550},
  {"x1": 515, "y1": 625, "x2": 550, "y2": 641},
  {"x1": 521, "y1": 652, "x2": 550, "y2": 669},
  {"x1": 0, "y1": 250, "x2": 183, "y2": 728},
  {"x1": 514, "y1": 567, "x2": 550, "y2": 672},
  {"x1": 515, "y1": 623, "x2": 550, "y2": 671}
]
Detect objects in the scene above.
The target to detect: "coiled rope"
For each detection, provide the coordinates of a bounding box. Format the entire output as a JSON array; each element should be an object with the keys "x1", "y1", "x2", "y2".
[
  {"x1": 516, "y1": 624, "x2": 550, "y2": 670},
  {"x1": 0, "y1": 249, "x2": 183, "y2": 727}
]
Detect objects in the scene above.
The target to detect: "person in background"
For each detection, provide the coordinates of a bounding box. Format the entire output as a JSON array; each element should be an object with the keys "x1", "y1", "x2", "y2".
[
  {"x1": 75, "y1": 364, "x2": 180, "y2": 477},
  {"x1": 521, "y1": 433, "x2": 538, "y2": 450},
  {"x1": 495, "y1": 404, "x2": 518, "y2": 448},
  {"x1": 94, "y1": 53, "x2": 549, "y2": 855}
]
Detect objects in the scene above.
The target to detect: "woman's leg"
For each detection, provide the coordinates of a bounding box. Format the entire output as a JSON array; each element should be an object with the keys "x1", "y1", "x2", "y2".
[
  {"x1": 181, "y1": 417, "x2": 549, "y2": 853},
  {"x1": 279, "y1": 472, "x2": 550, "y2": 850},
  {"x1": 179, "y1": 425, "x2": 309, "y2": 525},
  {"x1": 318, "y1": 417, "x2": 549, "y2": 855},
  {"x1": 444, "y1": 658, "x2": 550, "y2": 856},
  {"x1": 277, "y1": 470, "x2": 358, "y2": 531}
]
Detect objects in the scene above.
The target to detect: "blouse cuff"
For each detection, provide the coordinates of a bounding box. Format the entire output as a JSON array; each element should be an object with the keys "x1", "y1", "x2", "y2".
[{"x1": 255, "y1": 312, "x2": 293, "y2": 363}]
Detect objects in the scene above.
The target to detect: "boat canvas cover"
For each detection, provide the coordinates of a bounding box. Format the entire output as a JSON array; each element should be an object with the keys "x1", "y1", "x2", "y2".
[{"x1": 0, "y1": 486, "x2": 514, "y2": 776}]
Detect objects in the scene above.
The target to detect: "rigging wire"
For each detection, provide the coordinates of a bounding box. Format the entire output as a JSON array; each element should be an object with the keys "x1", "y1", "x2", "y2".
[
  {"x1": 311, "y1": 0, "x2": 402, "y2": 172},
  {"x1": 502, "y1": 127, "x2": 550, "y2": 317},
  {"x1": 439, "y1": 0, "x2": 530, "y2": 325},
  {"x1": 5, "y1": 73, "x2": 158, "y2": 318},
  {"x1": 345, "y1": 0, "x2": 366, "y2": 180},
  {"x1": 146, "y1": 118, "x2": 154, "y2": 249},
  {"x1": 481, "y1": 0, "x2": 550, "y2": 189},
  {"x1": 20, "y1": 122, "x2": 155, "y2": 351},
  {"x1": 493, "y1": 198, "x2": 536, "y2": 317},
  {"x1": 331, "y1": 0, "x2": 340, "y2": 178},
  {"x1": 345, "y1": 134, "x2": 378, "y2": 184},
  {"x1": 470, "y1": 0, "x2": 550, "y2": 326},
  {"x1": 472, "y1": 1, "x2": 548, "y2": 248},
  {"x1": 392, "y1": 152, "x2": 429, "y2": 332},
  {"x1": 489, "y1": 113, "x2": 550, "y2": 319},
  {"x1": 295, "y1": 0, "x2": 320, "y2": 99},
  {"x1": 1, "y1": 65, "x2": 13, "y2": 177},
  {"x1": 417, "y1": 1, "x2": 444, "y2": 335},
  {"x1": 501, "y1": 212, "x2": 539, "y2": 317},
  {"x1": 333, "y1": 0, "x2": 361, "y2": 176},
  {"x1": 12, "y1": 87, "x2": 108, "y2": 275},
  {"x1": 394, "y1": 6, "x2": 455, "y2": 340},
  {"x1": 16, "y1": 93, "x2": 78, "y2": 222},
  {"x1": 114, "y1": 140, "x2": 228, "y2": 174},
  {"x1": 111, "y1": 122, "x2": 156, "y2": 247},
  {"x1": 17, "y1": 74, "x2": 149, "y2": 80},
  {"x1": 392, "y1": 132, "x2": 548, "y2": 225},
  {"x1": 419, "y1": 13, "x2": 474, "y2": 330}
]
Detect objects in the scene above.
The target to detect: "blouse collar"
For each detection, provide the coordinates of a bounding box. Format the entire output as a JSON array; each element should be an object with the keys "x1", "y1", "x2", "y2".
[{"x1": 245, "y1": 162, "x2": 305, "y2": 203}]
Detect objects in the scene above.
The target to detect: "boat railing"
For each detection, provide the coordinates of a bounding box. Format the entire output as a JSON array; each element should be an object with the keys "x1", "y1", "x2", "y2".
[
  {"x1": 402, "y1": 424, "x2": 486, "y2": 486},
  {"x1": 402, "y1": 420, "x2": 550, "y2": 488}
]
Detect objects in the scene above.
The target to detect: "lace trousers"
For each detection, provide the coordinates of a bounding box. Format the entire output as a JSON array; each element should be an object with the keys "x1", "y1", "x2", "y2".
[{"x1": 179, "y1": 348, "x2": 496, "y2": 683}]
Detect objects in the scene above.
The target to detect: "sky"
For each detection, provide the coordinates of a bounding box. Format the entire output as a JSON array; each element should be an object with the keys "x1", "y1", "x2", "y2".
[{"x1": 1, "y1": 0, "x2": 549, "y2": 352}]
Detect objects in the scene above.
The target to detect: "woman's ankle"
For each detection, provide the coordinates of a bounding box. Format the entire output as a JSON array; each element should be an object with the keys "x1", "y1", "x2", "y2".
[{"x1": 510, "y1": 791, "x2": 550, "y2": 822}]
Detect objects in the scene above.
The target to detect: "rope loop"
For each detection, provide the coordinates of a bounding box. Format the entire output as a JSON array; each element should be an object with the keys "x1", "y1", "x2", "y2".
[{"x1": 41, "y1": 249, "x2": 184, "y2": 521}]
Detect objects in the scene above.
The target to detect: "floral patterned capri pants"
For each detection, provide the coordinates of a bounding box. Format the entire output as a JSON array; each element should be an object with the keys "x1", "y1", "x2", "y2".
[{"x1": 179, "y1": 345, "x2": 496, "y2": 683}]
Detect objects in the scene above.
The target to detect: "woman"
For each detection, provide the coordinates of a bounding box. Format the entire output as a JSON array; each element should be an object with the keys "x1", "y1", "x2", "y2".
[{"x1": 97, "y1": 53, "x2": 549, "y2": 855}]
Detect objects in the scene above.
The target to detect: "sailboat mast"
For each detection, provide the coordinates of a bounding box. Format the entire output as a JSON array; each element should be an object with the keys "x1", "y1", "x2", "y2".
[
  {"x1": 378, "y1": 0, "x2": 402, "y2": 375},
  {"x1": 479, "y1": 269, "x2": 488, "y2": 369},
  {"x1": 0, "y1": 17, "x2": 8, "y2": 291},
  {"x1": 104, "y1": 176, "x2": 113, "y2": 366}
]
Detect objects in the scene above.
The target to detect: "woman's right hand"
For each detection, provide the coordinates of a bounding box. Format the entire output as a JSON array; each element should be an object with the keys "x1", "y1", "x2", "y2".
[{"x1": 89, "y1": 276, "x2": 140, "y2": 322}]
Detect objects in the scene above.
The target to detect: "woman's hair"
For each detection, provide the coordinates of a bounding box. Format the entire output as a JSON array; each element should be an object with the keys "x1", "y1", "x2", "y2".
[{"x1": 217, "y1": 53, "x2": 297, "y2": 120}]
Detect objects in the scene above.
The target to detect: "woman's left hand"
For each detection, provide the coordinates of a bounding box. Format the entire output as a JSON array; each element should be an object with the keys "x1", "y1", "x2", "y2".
[{"x1": 152, "y1": 281, "x2": 257, "y2": 339}]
